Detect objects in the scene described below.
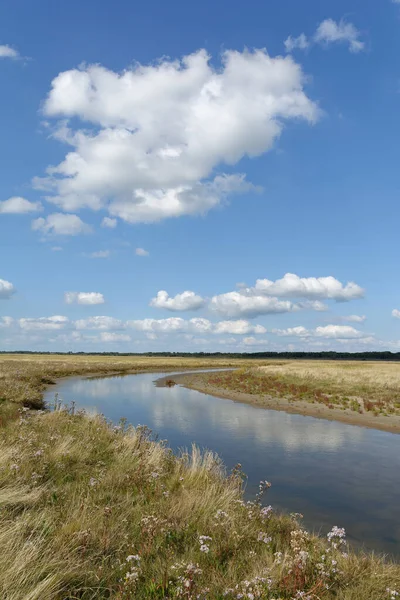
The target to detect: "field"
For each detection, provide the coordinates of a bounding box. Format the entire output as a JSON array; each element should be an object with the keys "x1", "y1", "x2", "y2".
[
  {"x1": 177, "y1": 360, "x2": 400, "y2": 433},
  {"x1": 0, "y1": 354, "x2": 253, "y2": 426},
  {"x1": 0, "y1": 355, "x2": 400, "y2": 598}
]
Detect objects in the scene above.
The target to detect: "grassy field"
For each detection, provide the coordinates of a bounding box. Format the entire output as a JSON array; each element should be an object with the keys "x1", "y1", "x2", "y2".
[
  {"x1": 203, "y1": 360, "x2": 400, "y2": 417},
  {"x1": 0, "y1": 355, "x2": 400, "y2": 598},
  {"x1": 0, "y1": 354, "x2": 251, "y2": 426}
]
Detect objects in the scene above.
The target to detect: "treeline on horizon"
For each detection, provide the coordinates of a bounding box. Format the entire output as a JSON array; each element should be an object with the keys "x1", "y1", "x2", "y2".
[{"x1": 1, "y1": 350, "x2": 400, "y2": 361}]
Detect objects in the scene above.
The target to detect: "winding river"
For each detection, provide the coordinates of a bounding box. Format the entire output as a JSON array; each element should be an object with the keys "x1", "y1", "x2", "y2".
[{"x1": 44, "y1": 370, "x2": 400, "y2": 557}]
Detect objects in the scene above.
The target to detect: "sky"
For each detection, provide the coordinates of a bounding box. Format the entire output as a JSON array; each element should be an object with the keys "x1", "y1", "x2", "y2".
[{"x1": 1, "y1": 0, "x2": 400, "y2": 353}]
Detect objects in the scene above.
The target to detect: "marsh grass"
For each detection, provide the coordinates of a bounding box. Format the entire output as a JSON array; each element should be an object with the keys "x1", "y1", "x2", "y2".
[
  {"x1": 206, "y1": 361, "x2": 400, "y2": 417},
  {"x1": 0, "y1": 354, "x2": 251, "y2": 426},
  {"x1": 1, "y1": 406, "x2": 399, "y2": 599}
]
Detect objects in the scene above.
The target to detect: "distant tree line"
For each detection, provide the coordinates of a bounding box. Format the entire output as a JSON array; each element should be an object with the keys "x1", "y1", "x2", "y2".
[{"x1": 1, "y1": 350, "x2": 400, "y2": 361}]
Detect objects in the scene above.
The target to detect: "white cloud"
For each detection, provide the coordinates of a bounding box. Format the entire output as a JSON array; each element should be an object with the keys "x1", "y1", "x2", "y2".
[
  {"x1": 32, "y1": 213, "x2": 91, "y2": 236},
  {"x1": 34, "y1": 48, "x2": 319, "y2": 224},
  {"x1": 314, "y1": 19, "x2": 365, "y2": 53},
  {"x1": 0, "y1": 45, "x2": 19, "y2": 59},
  {"x1": 150, "y1": 290, "x2": 205, "y2": 311},
  {"x1": 340, "y1": 314, "x2": 366, "y2": 323},
  {"x1": 0, "y1": 279, "x2": 15, "y2": 299},
  {"x1": 99, "y1": 332, "x2": 131, "y2": 343},
  {"x1": 0, "y1": 316, "x2": 13, "y2": 328},
  {"x1": 284, "y1": 34, "x2": 309, "y2": 53},
  {"x1": 75, "y1": 316, "x2": 124, "y2": 330},
  {"x1": 65, "y1": 291, "x2": 105, "y2": 305},
  {"x1": 213, "y1": 320, "x2": 266, "y2": 335},
  {"x1": 51, "y1": 246, "x2": 63, "y2": 252},
  {"x1": 101, "y1": 217, "x2": 117, "y2": 228},
  {"x1": 19, "y1": 316, "x2": 69, "y2": 331},
  {"x1": 253, "y1": 273, "x2": 364, "y2": 301},
  {"x1": 0, "y1": 197, "x2": 42, "y2": 214},
  {"x1": 273, "y1": 324, "x2": 366, "y2": 340},
  {"x1": 86, "y1": 250, "x2": 110, "y2": 258},
  {"x1": 392, "y1": 309, "x2": 400, "y2": 319},
  {"x1": 285, "y1": 18, "x2": 364, "y2": 55},
  {"x1": 272, "y1": 326, "x2": 311, "y2": 338},
  {"x1": 127, "y1": 317, "x2": 264, "y2": 335},
  {"x1": 136, "y1": 248, "x2": 149, "y2": 256},
  {"x1": 209, "y1": 292, "x2": 296, "y2": 318}
]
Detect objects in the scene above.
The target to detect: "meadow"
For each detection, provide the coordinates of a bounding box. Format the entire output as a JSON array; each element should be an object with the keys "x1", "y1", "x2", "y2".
[
  {"x1": 0, "y1": 354, "x2": 400, "y2": 598},
  {"x1": 180, "y1": 360, "x2": 400, "y2": 433}
]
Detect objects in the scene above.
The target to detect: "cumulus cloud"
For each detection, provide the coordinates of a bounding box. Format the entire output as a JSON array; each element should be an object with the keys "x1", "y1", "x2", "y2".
[
  {"x1": 209, "y1": 292, "x2": 296, "y2": 318},
  {"x1": 135, "y1": 248, "x2": 149, "y2": 256},
  {"x1": 51, "y1": 246, "x2": 63, "y2": 252},
  {"x1": 0, "y1": 278, "x2": 15, "y2": 299},
  {"x1": 272, "y1": 326, "x2": 311, "y2": 338},
  {"x1": 101, "y1": 217, "x2": 117, "y2": 228},
  {"x1": 340, "y1": 314, "x2": 366, "y2": 323},
  {"x1": 127, "y1": 317, "x2": 264, "y2": 335},
  {"x1": 99, "y1": 332, "x2": 131, "y2": 342},
  {"x1": 285, "y1": 18, "x2": 364, "y2": 55},
  {"x1": 19, "y1": 316, "x2": 69, "y2": 331},
  {"x1": 0, "y1": 45, "x2": 19, "y2": 59},
  {"x1": 34, "y1": 48, "x2": 318, "y2": 224},
  {"x1": 75, "y1": 316, "x2": 124, "y2": 330},
  {"x1": 0, "y1": 316, "x2": 13, "y2": 328},
  {"x1": 64, "y1": 292, "x2": 105, "y2": 305},
  {"x1": 273, "y1": 324, "x2": 366, "y2": 340},
  {"x1": 315, "y1": 19, "x2": 365, "y2": 53},
  {"x1": 32, "y1": 213, "x2": 91, "y2": 236},
  {"x1": 150, "y1": 290, "x2": 205, "y2": 311},
  {"x1": 0, "y1": 197, "x2": 42, "y2": 214},
  {"x1": 284, "y1": 34, "x2": 309, "y2": 53},
  {"x1": 213, "y1": 320, "x2": 266, "y2": 335},
  {"x1": 253, "y1": 273, "x2": 364, "y2": 301},
  {"x1": 392, "y1": 309, "x2": 400, "y2": 319}
]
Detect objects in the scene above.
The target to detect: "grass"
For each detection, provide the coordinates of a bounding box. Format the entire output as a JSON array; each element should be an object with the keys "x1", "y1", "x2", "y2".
[
  {"x1": 204, "y1": 361, "x2": 400, "y2": 417},
  {"x1": 0, "y1": 354, "x2": 253, "y2": 426},
  {"x1": 0, "y1": 355, "x2": 400, "y2": 598},
  {"x1": 1, "y1": 405, "x2": 399, "y2": 599}
]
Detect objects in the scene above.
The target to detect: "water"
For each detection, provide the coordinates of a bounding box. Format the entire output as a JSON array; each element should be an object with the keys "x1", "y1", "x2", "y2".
[{"x1": 44, "y1": 370, "x2": 400, "y2": 557}]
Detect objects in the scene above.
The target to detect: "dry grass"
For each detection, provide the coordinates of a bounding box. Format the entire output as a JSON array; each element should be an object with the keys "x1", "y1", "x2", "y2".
[
  {"x1": 205, "y1": 361, "x2": 400, "y2": 417},
  {"x1": 1, "y1": 406, "x2": 399, "y2": 599},
  {"x1": 0, "y1": 354, "x2": 254, "y2": 425}
]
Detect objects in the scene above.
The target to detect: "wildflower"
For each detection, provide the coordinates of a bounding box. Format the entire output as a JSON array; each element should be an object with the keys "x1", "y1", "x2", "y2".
[
  {"x1": 260, "y1": 505, "x2": 273, "y2": 520},
  {"x1": 257, "y1": 532, "x2": 272, "y2": 544},
  {"x1": 126, "y1": 554, "x2": 141, "y2": 563},
  {"x1": 89, "y1": 477, "x2": 98, "y2": 487},
  {"x1": 163, "y1": 491, "x2": 170, "y2": 497},
  {"x1": 33, "y1": 449, "x2": 43, "y2": 457},
  {"x1": 10, "y1": 463, "x2": 19, "y2": 471},
  {"x1": 199, "y1": 535, "x2": 212, "y2": 553},
  {"x1": 387, "y1": 590, "x2": 399, "y2": 600}
]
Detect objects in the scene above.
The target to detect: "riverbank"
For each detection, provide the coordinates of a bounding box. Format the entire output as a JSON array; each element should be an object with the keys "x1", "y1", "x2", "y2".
[
  {"x1": 2, "y1": 404, "x2": 400, "y2": 598},
  {"x1": 0, "y1": 354, "x2": 252, "y2": 426},
  {"x1": 166, "y1": 367, "x2": 400, "y2": 434}
]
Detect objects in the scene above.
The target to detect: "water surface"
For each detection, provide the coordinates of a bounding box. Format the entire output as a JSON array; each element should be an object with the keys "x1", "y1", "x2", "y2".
[{"x1": 44, "y1": 370, "x2": 400, "y2": 556}]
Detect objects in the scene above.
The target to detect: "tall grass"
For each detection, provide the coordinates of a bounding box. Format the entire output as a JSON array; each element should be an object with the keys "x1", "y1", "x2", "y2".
[
  {"x1": 1, "y1": 405, "x2": 399, "y2": 599},
  {"x1": 205, "y1": 362, "x2": 400, "y2": 417}
]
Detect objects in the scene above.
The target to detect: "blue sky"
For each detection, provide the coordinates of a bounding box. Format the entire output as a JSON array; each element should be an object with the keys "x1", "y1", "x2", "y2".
[{"x1": 1, "y1": 0, "x2": 400, "y2": 352}]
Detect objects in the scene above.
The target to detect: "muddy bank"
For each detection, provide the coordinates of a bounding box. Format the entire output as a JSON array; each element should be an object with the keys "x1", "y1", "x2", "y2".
[{"x1": 157, "y1": 371, "x2": 400, "y2": 435}]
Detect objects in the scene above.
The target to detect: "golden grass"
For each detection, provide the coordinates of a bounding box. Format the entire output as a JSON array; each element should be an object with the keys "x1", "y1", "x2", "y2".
[
  {"x1": 0, "y1": 354, "x2": 255, "y2": 425},
  {"x1": 0, "y1": 407, "x2": 399, "y2": 599},
  {"x1": 203, "y1": 360, "x2": 400, "y2": 417}
]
